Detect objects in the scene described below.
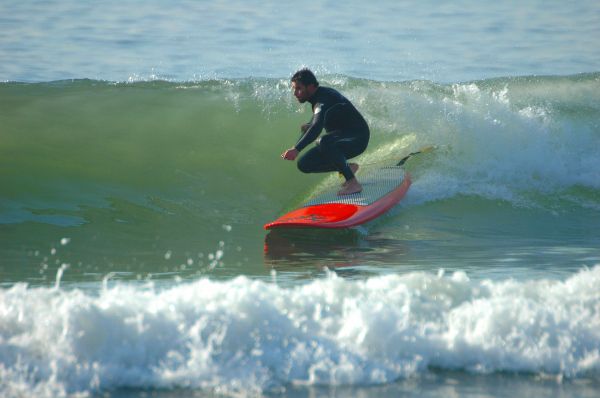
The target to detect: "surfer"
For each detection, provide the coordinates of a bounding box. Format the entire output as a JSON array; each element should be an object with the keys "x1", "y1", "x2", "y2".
[{"x1": 281, "y1": 68, "x2": 370, "y2": 195}]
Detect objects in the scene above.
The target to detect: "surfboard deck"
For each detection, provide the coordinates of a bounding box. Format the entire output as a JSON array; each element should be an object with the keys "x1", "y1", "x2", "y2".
[{"x1": 264, "y1": 166, "x2": 411, "y2": 229}]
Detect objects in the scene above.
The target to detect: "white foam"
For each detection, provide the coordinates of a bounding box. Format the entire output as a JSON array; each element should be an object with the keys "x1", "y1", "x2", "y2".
[
  {"x1": 1, "y1": 267, "x2": 599, "y2": 397},
  {"x1": 356, "y1": 77, "x2": 600, "y2": 208}
]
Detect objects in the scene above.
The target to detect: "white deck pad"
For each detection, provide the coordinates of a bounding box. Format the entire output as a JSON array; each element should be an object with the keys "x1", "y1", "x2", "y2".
[{"x1": 304, "y1": 166, "x2": 406, "y2": 207}]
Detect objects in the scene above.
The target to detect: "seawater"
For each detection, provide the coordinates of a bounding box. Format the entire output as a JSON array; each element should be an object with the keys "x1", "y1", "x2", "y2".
[
  {"x1": 2, "y1": 73, "x2": 599, "y2": 398},
  {"x1": 1, "y1": 0, "x2": 599, "y2": 82},
  {"x1": 1, "y1": 1, "x2": 600, "y2": 397}
]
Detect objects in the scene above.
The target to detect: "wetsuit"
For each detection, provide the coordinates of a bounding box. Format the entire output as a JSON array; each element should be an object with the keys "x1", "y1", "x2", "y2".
[{"x1": 294, "y1": 86, "x2": 370, "y2": 181}]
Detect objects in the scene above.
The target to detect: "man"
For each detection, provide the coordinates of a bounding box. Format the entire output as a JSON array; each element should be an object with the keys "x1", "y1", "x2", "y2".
[{"x1": 281, "y1": 69, "x2": 370, "y2": 195}]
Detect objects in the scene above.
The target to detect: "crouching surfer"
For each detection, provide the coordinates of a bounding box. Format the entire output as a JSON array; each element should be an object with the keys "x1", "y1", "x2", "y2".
[{"x1": 281, "y1": 68, "x2": 370, "y2": 195}]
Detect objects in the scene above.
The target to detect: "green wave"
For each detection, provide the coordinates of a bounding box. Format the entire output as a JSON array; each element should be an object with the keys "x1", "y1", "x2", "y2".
[
  {"x1": 1, "y1": 73, "x2": 599, "y2": 286},
  {"x1": 1, "y1": 73, "x2": 599, "y2": 226}
]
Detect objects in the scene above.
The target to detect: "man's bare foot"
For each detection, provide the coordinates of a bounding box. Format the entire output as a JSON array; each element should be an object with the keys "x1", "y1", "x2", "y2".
[
  {"x1": 342, "y1": 163, "x2": 360, "y2": 186},
  {"x1": 338, "y1": 178, "x2": 362, "y2": 195}
]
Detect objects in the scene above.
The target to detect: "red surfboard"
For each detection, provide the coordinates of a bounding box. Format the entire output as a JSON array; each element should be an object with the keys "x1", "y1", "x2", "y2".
[{"x1": 264, "y1": 166, "x2": 411, "y2": 229}]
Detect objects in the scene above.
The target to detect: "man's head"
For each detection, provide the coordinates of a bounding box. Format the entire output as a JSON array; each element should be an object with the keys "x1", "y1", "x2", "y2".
[{"x1": 291, "y1": 68, "x2": 319, "y2": 103}]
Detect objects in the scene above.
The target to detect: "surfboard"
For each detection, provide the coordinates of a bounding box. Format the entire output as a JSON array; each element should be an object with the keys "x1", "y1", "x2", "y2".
[{"x1": 264, "y1": 166, "x2": 411, "y2": 229}]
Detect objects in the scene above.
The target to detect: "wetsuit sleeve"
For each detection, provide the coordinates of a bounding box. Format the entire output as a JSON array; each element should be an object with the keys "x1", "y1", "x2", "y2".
[{"x1": 294, "y1": 104, "x2": 325, "y2": 152}]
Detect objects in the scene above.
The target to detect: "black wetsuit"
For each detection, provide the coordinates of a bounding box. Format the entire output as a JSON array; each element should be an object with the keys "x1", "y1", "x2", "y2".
[{"x1": 294, "y1": 86, "x2": 370, "y2": 181}]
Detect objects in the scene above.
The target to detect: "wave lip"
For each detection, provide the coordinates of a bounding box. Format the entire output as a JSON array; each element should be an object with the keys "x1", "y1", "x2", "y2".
[{"x1": 1, "y1": 266, "x2": 599, "y2": 396}]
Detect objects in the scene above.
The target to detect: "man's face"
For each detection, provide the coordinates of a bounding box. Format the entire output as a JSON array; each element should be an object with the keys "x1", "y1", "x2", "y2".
[{"x1": 292, "y1": 81, "x2": 315, "y2": 103}]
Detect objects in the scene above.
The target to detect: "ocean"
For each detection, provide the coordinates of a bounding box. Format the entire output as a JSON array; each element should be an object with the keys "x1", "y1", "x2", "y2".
[{"x1": 1, "y1": 1, "x2": 600, "y2": 397}]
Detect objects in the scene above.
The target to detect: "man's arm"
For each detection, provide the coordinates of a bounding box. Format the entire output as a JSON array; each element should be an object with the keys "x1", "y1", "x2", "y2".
[{"x1": 293, "y1": 104, "x2": 324, "y2": 152}]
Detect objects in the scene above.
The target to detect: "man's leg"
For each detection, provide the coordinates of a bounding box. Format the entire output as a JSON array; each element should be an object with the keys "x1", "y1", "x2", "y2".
[
  {"x1": 297, "y1": 131, "x2": 368, "y2": 195},
  {"x1": 319, "y1": 132, "x2": 368, "y2": 195},
  {"x1": 318, "y1": 134, "x2": 353, "y2": 179},
  {"x1": 296, "y1": 145, "x2": 336, "y2": 174}
]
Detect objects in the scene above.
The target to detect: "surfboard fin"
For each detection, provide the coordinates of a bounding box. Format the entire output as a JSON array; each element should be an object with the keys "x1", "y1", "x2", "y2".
[{"x1": 396, "y1": 145, "x2": 435, "y2": 166}]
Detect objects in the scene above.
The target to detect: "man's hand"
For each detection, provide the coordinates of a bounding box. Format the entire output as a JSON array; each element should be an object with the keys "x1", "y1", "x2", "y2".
[{"x1": 281, "y1": 148, "x2": 299, "y2": 161}]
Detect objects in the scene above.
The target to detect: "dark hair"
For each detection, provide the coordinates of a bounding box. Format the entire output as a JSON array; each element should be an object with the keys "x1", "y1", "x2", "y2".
[{"x1": 291, "y1": 68, "x2": 319, "y2": 87}]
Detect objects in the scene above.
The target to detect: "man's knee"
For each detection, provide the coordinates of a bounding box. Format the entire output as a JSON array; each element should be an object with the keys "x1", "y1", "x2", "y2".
[
  {"x1": 297, "y1": 156, "x2": 311, "y2": 173},
  {"x1": 316, "y1": 134, "x2": 335, "y2": 153}
]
